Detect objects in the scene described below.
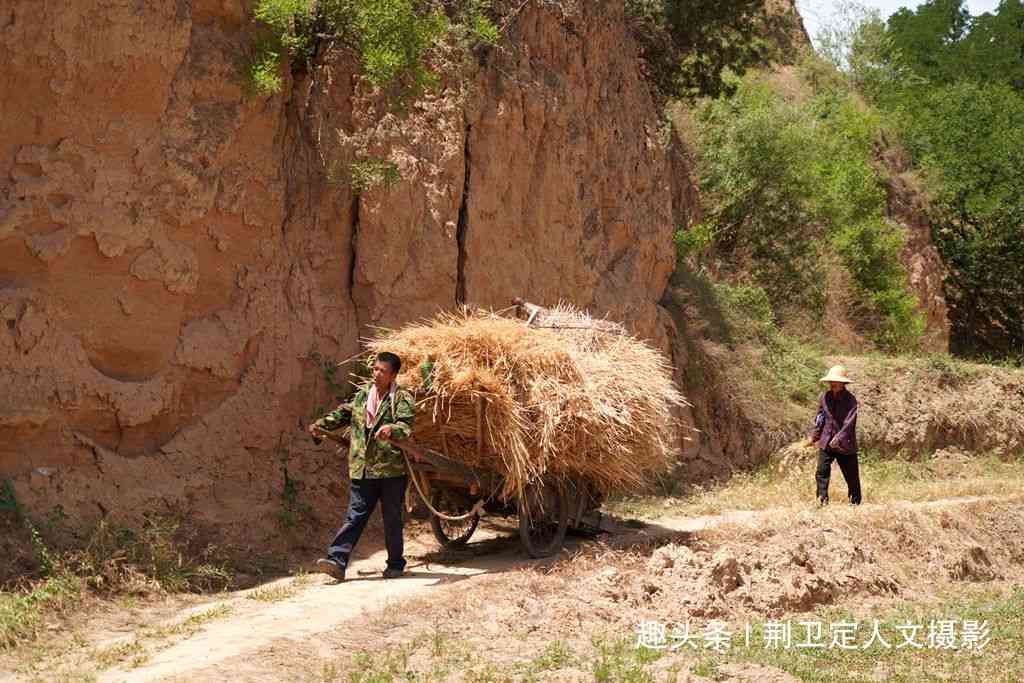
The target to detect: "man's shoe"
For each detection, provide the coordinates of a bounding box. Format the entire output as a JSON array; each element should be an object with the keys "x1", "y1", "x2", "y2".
[
  {"x1": 316, "y1": 557, "x2": 345, "y2": 582},
  {"x1": 382, "y1": 567, "x2": 405, "y2": 579},
  {"x1": 818, "y1": 496, "x2": 829, "y2": 507}
]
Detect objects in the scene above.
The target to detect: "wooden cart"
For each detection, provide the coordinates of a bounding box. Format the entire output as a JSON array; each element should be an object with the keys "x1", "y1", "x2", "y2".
[
  {"x1": 319, "y1": 410, "x2": 603, "y2": 558},
  {"x1": 393, "y1": 406, "x2": 605, "y2": 558}
]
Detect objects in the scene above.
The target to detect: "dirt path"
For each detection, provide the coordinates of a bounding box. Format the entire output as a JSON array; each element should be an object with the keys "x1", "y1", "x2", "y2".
[{"x1": 7, "y1": 494, "x2": 1016, "y2": 683}]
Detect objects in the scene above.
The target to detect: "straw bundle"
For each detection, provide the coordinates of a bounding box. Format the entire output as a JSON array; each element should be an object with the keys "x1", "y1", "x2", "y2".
[{"x1": 365, "y1": 305, "x2": 688, "y2": 500}]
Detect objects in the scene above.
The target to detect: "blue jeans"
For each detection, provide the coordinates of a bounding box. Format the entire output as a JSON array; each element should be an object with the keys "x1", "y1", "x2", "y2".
[{"x1": 327, "y1": 476, "x2": 408, "y2": 571}]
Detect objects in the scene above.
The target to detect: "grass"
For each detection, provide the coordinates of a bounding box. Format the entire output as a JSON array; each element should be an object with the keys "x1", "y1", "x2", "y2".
[
  {"x1": 606, "y1": 450, "x2": 1024, "y2": 520},
  {"x1": 0, "y1": 514, "x2": 234, "y2": 654},
  {"x1": 320, "y1": 588, "x2": 1024, "y2": 682},
  {"x1": 0, "y1": 572, "x2": 80, "y2": 649},
  {"x1": 142, "y1": 603, "x2": 234, "y2": 641},
  {"x1": 90, "y1": 638, "x2": 147, "y2": 670},
  {"x1": 696, "y1": 587, "x2": 1024, "y2": 682},
  {"x1": 246, "y1": 583, "x2": 297, "y2": 603},
  {"x1": 329, "y1": 633, "x2": 668, "y2": 683}
]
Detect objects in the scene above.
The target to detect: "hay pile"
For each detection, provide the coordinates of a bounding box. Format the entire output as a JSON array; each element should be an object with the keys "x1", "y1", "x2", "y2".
[{"x1": 365, "y1": 305, "x2": 687, "y2": 500}]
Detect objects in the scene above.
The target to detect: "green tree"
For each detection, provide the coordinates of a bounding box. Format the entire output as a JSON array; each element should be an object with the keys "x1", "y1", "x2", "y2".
[
  {"x1": 893, "y1": 80, "x2": 1024, "y2": 356},
  {"x1": 626, "y1": 0, "x2": 801, "y2": 99},
  {"x1": 883, "y1": 0, "x2": 1024, "y2": 89}
]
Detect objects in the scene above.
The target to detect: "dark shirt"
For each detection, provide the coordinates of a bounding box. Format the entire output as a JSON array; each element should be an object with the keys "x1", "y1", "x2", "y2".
[{"x1": 812, "y1": 389, "x2": 859, "y2": 453}]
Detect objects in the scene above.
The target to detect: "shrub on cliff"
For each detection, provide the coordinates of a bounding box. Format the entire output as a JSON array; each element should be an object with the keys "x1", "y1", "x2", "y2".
[{"x1": 245, "y1": 0, "x2": 498, "y2": 99}]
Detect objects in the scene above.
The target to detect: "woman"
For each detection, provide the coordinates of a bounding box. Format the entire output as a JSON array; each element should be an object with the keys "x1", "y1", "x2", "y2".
[{"x1": 807, "y1": 365, "x2": 861, "y2": 506}]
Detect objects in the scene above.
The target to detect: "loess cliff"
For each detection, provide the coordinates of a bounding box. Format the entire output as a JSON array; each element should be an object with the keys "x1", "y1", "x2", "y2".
[{"x1": 0, "y1": 1, "x2": 688, "y2": 540}]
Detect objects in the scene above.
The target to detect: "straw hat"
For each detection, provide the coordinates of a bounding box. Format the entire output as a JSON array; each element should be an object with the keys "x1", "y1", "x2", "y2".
[{"x1": 820, "y1": 365, "x2": 852, "y2": 384}]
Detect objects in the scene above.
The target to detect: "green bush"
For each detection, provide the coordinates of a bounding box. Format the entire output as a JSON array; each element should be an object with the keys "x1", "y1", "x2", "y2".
[
  {"x1": 244, "y1": 44, "x2": 285, "y2": 97},
  {"x1": 354, "y1": 0, "x2": 448, "y2": 89},
  {"x1": 692, "y1": 77, "x2": 825, "y2": 312},
  {"x1": 886, "y1": 82, "x2": 1024, "y2": 357},
  {"x1": 246, "y1": 0, "x2": 496, "y2": 99},
  {"x1": 689, "y1": 71, "x2": 923, "y2": 351}
]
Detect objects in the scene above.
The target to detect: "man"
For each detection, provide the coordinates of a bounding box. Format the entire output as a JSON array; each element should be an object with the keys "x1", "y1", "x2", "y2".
[
  {"x1": 308, "y1": 351, "x2": 415, "y2": 581},
  {"x1": 807, "y1": 364, "x2": 861, "y2": 506}
]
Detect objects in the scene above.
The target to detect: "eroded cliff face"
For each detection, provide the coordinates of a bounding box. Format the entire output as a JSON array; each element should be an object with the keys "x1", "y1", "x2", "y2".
[{"x1": 0, "y1": 0, "x2": 681, "y2": 540}]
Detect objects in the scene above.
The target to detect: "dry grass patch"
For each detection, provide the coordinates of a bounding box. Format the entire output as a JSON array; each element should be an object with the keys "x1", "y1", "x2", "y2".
[
  {"x1": 608, "y1": 450, "x2": 1024, "y2": 519},
  {"x1": 246, "y1": 583, "x2": 297, "y2": 603}
]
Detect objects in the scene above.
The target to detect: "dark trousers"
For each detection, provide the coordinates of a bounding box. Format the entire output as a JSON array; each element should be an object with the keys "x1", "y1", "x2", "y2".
[
  {"x1": 816, "y1": 448, "x2": 862, "y2": 504},
  {"x1": 328, "y1": 476, "x2": 408, "y2": 570}
]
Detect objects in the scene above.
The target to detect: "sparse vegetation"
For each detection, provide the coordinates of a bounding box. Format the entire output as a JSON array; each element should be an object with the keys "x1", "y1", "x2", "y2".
[
  {"x1": 347, "y1": 157, "x2": 402, "y2": 194},
  {"x1": 247, "y1": 583, "x2": 298, "y2": 603},
  {"x1": 276, "y1": 444, "x2": 313, "y2": 530},
  {"x1": 0, "y1": 572, "x2": 80, "y2": 650},
  {"x1": 705, "y1": 588, "x2": 1024, "y2": 682}
]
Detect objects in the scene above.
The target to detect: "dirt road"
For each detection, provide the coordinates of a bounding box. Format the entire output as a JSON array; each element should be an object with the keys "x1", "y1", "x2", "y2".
[{"x1": 26, "y1": 493, "x2": 1012, "y2": 683}]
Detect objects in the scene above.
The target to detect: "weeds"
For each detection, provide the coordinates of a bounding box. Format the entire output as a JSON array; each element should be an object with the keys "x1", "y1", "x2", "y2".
[
  {"x1": 924, "y1": 352, "x2": 981, "y2": 387},
  {"x1": 527, "y1": 639, "x2": 575, "y2": 672},
  {"x1": 90, "y1": 639, "x2": 147, "y2": 671},
  {"x1": 346, "y1": 157, "x2": 402, "y2": 194},
  {"x1": 712, "y1": 280, "x2": 825, "y2": 405},
  {"x1": 591, "y1": 635, "x2": 664, "y2": 683},
  {"x1": 0, "y1": 514, "x2": 232, "y2": 652},
  {"x1": 71, "y1": 518, "x2": 232, "y2": 594},
  {"x1": 0, "y1": 573, "x2": 80, "y2": 650},
  {"x1": 276, "y1": 444, "x2": 313, "y2": 530},
  {"x1": 142, "y1": 604, "x2": 234, "y2": 640}
]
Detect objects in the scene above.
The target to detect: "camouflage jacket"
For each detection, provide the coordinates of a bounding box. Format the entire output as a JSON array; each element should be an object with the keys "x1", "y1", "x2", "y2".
[{"x1": 313, "y1": 383, "x2": 415, "y2": 479}]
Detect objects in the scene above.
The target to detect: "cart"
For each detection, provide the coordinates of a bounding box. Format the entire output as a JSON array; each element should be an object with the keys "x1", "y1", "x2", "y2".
[
  {"x1": 320, "y1": 410, "x2": 604, "y2": 558},
  {"x1": 393, "y1": 406, "x2": 605, "y2": 558}
]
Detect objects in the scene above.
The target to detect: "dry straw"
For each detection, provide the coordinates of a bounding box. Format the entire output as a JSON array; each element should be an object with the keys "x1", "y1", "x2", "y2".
[{"x1": 365, "y1": 304, "x2": 688, "y2": 500}]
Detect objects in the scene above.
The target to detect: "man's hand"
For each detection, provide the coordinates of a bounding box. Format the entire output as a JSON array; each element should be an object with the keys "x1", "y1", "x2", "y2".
[
  {"x1": 377, "y1": 425, "x2": 392, "y2": 442},
  {"x1": 308, "y1": 422, "x2": 327, "y2": 439}
]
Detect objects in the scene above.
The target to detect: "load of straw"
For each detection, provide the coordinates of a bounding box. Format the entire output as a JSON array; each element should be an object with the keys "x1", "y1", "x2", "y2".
[{"x1": 365, "y1": 303, "x2": 688, "y2": 500}]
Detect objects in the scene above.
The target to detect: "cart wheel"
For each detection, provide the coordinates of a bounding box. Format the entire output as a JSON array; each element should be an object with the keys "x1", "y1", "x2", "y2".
[
  {"x1": 518, "y1": 480, "x2": 569, "y2": 558},
  {"x1": 429, "y1": 488, "x2": 480, "y2": 548}
]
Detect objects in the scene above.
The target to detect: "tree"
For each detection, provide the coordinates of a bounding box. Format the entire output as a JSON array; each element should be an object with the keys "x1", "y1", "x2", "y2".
[{"x1": 626, "y1": 0, "x2": 802, "y2": 99}]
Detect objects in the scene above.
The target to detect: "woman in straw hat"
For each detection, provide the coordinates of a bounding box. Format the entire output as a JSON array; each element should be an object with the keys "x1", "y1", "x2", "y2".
[{"x1": 806, "y1": 365, "x2": 861, "y2": 506}]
